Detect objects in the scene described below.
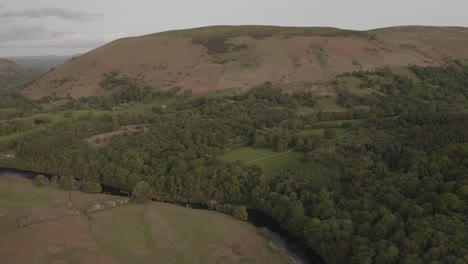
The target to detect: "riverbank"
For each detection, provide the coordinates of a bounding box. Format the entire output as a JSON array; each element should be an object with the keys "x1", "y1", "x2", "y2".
[
  {"x1": 0, "y1": 175, "x2": 293, "y2": 264},
  {"x1": 0, "y1": 167, "x2": 324, "y2": 264}
]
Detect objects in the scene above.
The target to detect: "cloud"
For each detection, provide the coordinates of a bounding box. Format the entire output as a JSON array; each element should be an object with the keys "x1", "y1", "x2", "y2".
[
  {"x1": 0, "y1": 7, "x2": 102, "y2": 22},
  {"x1": 39, "y1": 32, "x2": 130, "y2": 48},
  {"x1": 0, "y1": 24, "x2": 67, "y2": 42}
]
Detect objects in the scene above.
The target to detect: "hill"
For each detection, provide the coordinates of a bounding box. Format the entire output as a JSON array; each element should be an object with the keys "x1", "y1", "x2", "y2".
[
  {"x1": 0, "y1": 59, "x2": 38, "y2": 88},
  {"x1": 6, "y1": 55, "x2": 78, "y2": 71},
  {"x1": 21, "y1": 25, "x2": 468, "y2": 99}
]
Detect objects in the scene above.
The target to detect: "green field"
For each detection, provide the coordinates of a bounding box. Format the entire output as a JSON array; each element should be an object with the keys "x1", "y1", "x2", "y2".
[
  {"x1": 219, "y1": 147, "x2": 304, "y2": 172},
  {"x1": 336, "y1": 76, "x2": 386, "y2": 96},
  {"x1": 296, "y1": 105, "x2": 316, "y2": 115},
  {"x1": 315, "y1": 97, "x2": 347, "y2": 112},
  {"x1": 0, "y1": 177, "x2": 289, "y2": 264}
]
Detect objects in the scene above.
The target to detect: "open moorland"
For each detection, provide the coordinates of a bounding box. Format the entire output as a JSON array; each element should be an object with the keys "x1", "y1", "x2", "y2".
[{"x1": 20, "y1": 26, "x2": 468, "y2": 99}]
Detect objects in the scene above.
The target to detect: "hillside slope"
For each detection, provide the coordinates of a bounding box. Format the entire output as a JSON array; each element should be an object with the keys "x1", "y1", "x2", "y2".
[
  {"x1": 0, "y1": 59, "x2": 33, "y2": 87},
  {"x1": 21, "y1": 25, "x2": 468, "y2": 99}
]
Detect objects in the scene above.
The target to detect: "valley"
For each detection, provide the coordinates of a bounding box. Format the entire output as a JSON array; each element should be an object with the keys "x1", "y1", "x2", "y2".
[{"x1": 0, "y1": 25, "x2": 467, "y2": 264}]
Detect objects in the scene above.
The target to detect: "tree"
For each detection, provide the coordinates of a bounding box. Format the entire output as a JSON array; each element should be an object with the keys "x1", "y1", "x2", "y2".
[
  {"x1": 59, "y1": 176, "x2": 72, "y2": 190},
  {"x1": 323, "y1": 128, "x2": 337, "y2": 139},
  {"x1": 276, "y1": 139, "x2": 288, "y2": 151},
  {"x1": 35, "y1": 175, "x2": 47, "y2": 187},
  {"x1": 51, "y1": 176, "x2": 59, "y2": 186},
  {"x1": 80, "y1": 182, "x2": 102, "y2": 193},
  {"x1": 133, "y1": 181, "x2": 153, "y2": 203},
  {"x1": 436, "y1": 193, "x2": 462, "y2": 213},
  {"x1": 207, "y1": 199, "x2": 218, "y2": 210},
  {"x1": 232, "y1": 206, "x2": 248, "y2": 221}
]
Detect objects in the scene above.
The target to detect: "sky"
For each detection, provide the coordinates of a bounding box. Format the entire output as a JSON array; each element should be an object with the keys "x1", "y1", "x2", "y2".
[{"x1": 1, "y1": 0, "x2": 467, "y2": 57}]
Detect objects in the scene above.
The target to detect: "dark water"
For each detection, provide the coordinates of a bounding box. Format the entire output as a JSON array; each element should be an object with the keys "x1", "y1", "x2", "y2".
[{"x1": 0, "y1": 168, "x2": 324, "y2": 264}]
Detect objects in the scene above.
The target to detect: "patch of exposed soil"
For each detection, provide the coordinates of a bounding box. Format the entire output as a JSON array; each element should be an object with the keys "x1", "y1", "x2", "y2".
[{"x1": 85, "y1": 125, "x2": 150, "y2": 148}]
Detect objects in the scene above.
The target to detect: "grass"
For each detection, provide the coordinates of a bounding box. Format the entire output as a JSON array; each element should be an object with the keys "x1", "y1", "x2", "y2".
[
  {"x1": 219, "y1": 147, "x2": 304, "y2": 172},
  {"x1": 337, "y1": 76, "x2": 362, "y2": 88},
  {"x1": 390, "y1": 66, "x2": 420, "y2": 80},
  {"x1": 253, "y1": 152, "x2": 304, "y2": 172},
  {"x1": 0, "y1": 211, "x2": 17, "y2": 236},
  {"x1": 336, "y1": 76, "x2": 386, "y2": 96},
  {"x1": 0, "y1": 177, "x2": 289, "y2": 264},
  {"x1": 316, "y1": 97, "x2": 348, "y2": 112},
  {"x1": 296, "y1": 105, "x2": 316, "y2": 115},
  {"x1": 91, "y1": 202, "x2": 288, "y2": 263},
  {"x1": 0, "y1": 177, "x2": 117, "y2": 209}
]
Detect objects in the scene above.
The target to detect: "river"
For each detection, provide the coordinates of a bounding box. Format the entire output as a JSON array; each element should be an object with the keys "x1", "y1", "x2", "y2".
[{"x1": 0, "y1": 167, "x2": 324, "y2": 264}]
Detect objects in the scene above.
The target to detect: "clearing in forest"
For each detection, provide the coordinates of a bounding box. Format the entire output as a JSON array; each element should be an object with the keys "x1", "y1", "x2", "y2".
[
  {"x1": 85, "y1": 125, "x2": 150, "y2": 148},
  {"x1": 219, "y1": 147, "x2": 304, "y2": 172}
]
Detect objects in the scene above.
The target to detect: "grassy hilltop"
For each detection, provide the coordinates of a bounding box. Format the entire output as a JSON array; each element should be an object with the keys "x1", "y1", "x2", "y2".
[{"x1": 21, "y1": 25, "x2": 468, "y2": 99}]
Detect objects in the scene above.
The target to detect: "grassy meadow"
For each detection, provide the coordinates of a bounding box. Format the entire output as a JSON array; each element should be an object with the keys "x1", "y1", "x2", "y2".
[
  {"x1": 219, "y1": 147, "x2": 304, "y2": 172},
  {"x1": 0, "y1": 176, "x2": 290, "y2": 264}
]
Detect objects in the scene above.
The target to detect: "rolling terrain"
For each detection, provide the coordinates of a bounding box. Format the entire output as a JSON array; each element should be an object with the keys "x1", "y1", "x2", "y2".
[
  {"x1": 1, "y1": 25, "x2": 467, "y2": 263},
  {"x1": 6, "y1": 55, "x2": 78, "y2": 71},
  {"x1": 0, "y1": 59, "x2": 39, "y2": 87},
  {"x1": 21, "y1": 25, "x2": 468, "y2": 99}
]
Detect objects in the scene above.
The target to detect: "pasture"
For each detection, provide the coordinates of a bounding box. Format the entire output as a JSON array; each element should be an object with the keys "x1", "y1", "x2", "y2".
[
  {"x1": 219, "y1": 147, "x2": 304, "y2": 172},
  {"x1": 0, "y1": 176, "x2": 289, "y2": 264}
]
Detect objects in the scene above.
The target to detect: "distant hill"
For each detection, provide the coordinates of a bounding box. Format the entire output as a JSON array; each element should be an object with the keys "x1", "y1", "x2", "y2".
[
  {"x1": 0, "y1": 58, "x2": 40, "y2": 88},
  {"x1": 21, "y1": 25, "x2": 468, "y2": 99},
  {"x1": 6, "y1": 55, "x2": 78, "y2": 71}
]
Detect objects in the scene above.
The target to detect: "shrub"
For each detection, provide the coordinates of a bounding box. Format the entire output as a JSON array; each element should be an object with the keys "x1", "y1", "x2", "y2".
[
  {"x1": 117, "y1": 199, "x2": 130, "y2": 206},
  {"x1": 35, "y1": 175, "x2": 47, "y2": 187},
  {"x1": 214, "y1": 204, "x2": 234, "y2": 215},
  {"x1": 59, "y1": 176, "x2": 73, "y2": 190},
  {"x1": 207, "y1": 199, "x2": 218, "y2": 210},
  {"x1": 88, "y1": 204, "x2": 102, "y2": 213},
  {"x1": 105, "y1": 201, "x2": 117, "y2": 209},
  {"x1": 51, "y1": 176, "x2": 59, "y2": 185},
  {"x1": 232, "y1": 206, "x2": 248, "y2": 221},
  {"x1": 132, "y1": 181, "x2": 153, "y2": 203},
  {"x1": 80, "y1": 181, "x2": 102, "y2": 193},
  {"x1": 258, "y1": 227, "x2": 270, "y2": 238},
  {"x1": 323, "y1": 128, "x2": 337, "y2": 139}
]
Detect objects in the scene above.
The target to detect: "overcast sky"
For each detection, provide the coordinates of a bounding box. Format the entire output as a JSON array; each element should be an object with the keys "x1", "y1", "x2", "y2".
[{"x1": 1, "y1": 0, "x2": 467, "y2": 57}]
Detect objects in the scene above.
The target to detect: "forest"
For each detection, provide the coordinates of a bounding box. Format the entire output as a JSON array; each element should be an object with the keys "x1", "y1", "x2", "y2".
[{"x1": 0, "y1": 63, "x2": 467, "y2": 263}]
